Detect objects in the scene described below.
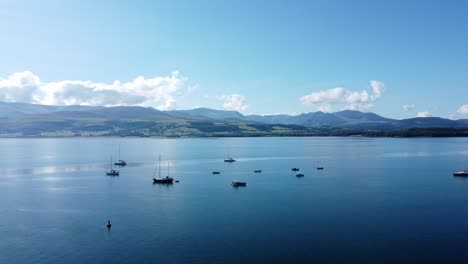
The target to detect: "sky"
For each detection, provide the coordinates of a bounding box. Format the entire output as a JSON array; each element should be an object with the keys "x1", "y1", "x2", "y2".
[{"x1": 0, "y1": 0, "x2": 467, "y2": 119}]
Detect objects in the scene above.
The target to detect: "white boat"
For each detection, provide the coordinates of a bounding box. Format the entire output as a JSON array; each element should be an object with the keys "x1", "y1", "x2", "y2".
[{"x1": 296, "y1": 172, "x2": 304, "y2": 177}]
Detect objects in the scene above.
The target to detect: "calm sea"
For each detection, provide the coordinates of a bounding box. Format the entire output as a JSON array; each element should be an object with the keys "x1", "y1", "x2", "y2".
[{"x1": 1, "y1": 137, "x2": 468, "y2": 263}]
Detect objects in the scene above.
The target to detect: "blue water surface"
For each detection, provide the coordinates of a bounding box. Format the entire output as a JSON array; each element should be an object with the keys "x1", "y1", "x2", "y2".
[{"x1": 1, "y1": 137, "x2": 468, "y2": 263}]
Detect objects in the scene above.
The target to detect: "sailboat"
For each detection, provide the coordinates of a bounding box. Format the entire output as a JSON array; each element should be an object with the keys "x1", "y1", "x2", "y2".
[
  {"x1": 224, "y1": 157, "x2": 236, "y2": 162},
  {"x1": 153, "y1": 155, "x2": 174, "y2": 184},
  {"x1": 114, "y1": 145, "x2": 127, "y2": 166},
  {"x1": 224, "y1": 151, "x2": 236, "y2": 162},
  {"x1": 106, "y1": 156, "x2": 119, "y2": 176}
]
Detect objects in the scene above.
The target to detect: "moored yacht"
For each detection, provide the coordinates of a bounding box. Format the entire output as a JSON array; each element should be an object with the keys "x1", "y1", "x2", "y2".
[
  {"x1": 106, "y1": 156, "x2": 119, "y2": 176},
  {"x1": 224, "y1": 157, "x2": 236, "y2": 162},
  {"x1": 232, "y1": 181, "x2": 246, "y2": 187},
  {"x1": 153, "y1": 155, "x2": 174, "y2": 184},
  {"x1": 114, "y1": 145, "x2": 127, "y2": 166},
  {"x1": 453, "y1": 170, "x2": 468, "y2": 176}
]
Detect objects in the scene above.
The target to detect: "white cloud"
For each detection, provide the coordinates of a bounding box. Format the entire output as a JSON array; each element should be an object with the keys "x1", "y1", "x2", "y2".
[
  {"x1": 219, "y1": 94, "x2": 248, "y2": 112},
  {"x1": 318, "y1": 104, "x2": 332, "y2": 113},
  {"x1": 342, "y1": 103, "x2": 374, "y2": 112},
  {"x1": 417, "y1": 111, "x2": 432, "y2": 118},
  {"x1": 370, "y1": 80, "x2": 385, "y2": 100},
  {"x1": 456, "y1": 104, "x2": 468, "y2": 115},
  {"x1": 0, "y1": 70, "x2": 187, "y2": 110},
  {"x1": 402, "y1": 104, "x2": 415, "y2": 111},
  {"x1": 300, "y1": 80, "x2": 385, "y2": 112}
]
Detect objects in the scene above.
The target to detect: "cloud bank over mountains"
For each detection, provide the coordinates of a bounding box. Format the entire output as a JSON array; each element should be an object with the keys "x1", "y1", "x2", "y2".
[
  {"x1": 1, "y1": 71, "x2": 466, "y2": 119},
  {"x1": 0, "y1": 71, "x2": 186, "y2": 110},
  {"x1": 300, "y1": 80, "x2": 386, "y2": 112},
  {"x1": 219, "y1": 94, "x2": 248, "y2": 112}
]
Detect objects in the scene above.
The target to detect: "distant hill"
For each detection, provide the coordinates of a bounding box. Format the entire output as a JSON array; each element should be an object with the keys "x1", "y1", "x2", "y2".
[
  {"x1": 168, "y1": 108, "x2": 246, "y2": 121},
  {"x1": 0, "y1": 101, "x2": 467, "y2": 137},
  {"x1": 0, "y1": 101, "x2": 101, "y2": 117}
]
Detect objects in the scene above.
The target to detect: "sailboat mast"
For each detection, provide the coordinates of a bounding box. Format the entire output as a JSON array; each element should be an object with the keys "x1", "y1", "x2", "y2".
[{"x1": 158, "y1": 155, "x2": 161, "y2": 178}]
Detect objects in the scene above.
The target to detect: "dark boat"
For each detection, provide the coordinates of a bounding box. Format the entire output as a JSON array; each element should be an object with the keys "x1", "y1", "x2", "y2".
[
  {"x1": 152, "y1": 155, "x2": 174, "y2": 184},
  {"x1": 453, "y1": 170, "x2": 468, "y2": 176},
  {"x1": 317, "y1": 167, "x2": 324, "y2": 170},
  {"x1": 107, "y1": 220, "x2": 112, "y2": 229},
  {"x1": 106, "y1": 156, "x2": 119, "y2": 176},
  {"x1": 254, "y1": 170, "x2": 262, "y2": 173},
  {"x1": 232, "y1": 181, "x2": 247, "y2": 187},
  {"x1": 115, "y1": 160, "x2": 126, "y2": 166},
  {"x1": 106, "y1": 169, "x2": 119, "y2": 176},
  {"x1": 291, "y1": 168, "x2": 299, "y2": 171},
  {"x1": 212, "y1": 171, "x2": 221, "y2": 174},
  {"x1": 296, "y1": 172, "x2": 304, "y2": 177},
  {"x1": 153, "y1": 176, "x2": 174, "y2": 184},
  {"x1": 224, "y1": 157, "x2": 236, "y2": 162},
  {"x1": 114, "y1": 145, "x2": 127, "y2": 166}
]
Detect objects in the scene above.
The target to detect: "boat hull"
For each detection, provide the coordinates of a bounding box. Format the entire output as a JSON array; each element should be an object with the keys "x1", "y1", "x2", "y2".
[
  {"x1": 232, "y1": 181, "x2": 246, "y2": 187},
  {"x1": 153, "y1": 178, "x2": 174, "y2": 184},
  {"x1": 106, "y1": 170, "x2": 119, "y2": 176},
  {"x1": 453, "y1": 172, "x2": 468, "y2": 176}
]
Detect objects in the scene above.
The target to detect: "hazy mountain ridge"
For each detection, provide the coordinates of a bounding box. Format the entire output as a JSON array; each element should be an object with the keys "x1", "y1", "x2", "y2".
[{"x1": 0, "y1": 102, "x2": 467, "y2": 137}]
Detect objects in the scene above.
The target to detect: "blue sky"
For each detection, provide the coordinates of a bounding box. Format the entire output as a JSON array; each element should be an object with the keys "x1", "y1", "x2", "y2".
[{"x1": 0, "y1": 0, "x2": 467, "y2": 119}]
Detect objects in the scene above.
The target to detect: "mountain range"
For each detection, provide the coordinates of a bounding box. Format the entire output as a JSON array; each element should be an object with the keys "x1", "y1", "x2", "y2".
[{"x1": 0, "y1": 101, "x2": 467, "y2": 137}]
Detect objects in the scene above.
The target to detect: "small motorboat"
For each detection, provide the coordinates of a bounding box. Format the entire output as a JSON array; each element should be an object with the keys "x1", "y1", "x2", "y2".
[
  {"x1": 453, "y1": 170, "x2": 468, "y2": 176},
  {"x1": 114, "y1": 160, "x2": 127, "y2": 166},
  {"x1": 232, "y1": 181, "x2": 247, "y2": 187},
  {"x1": 291, "y1": 168, "x2": 299, "y2": 171},
  {"x1": 254, "y1": 170, "x2": 262, "y2": 173},
  {"x1": 107, "y1": 220, "x2": 112, "y2": 229},
  {"x1": 212, "y1": 171, "x2": 221, "y2": 174},
  {"x1": 316, "y1": 167, "x2": 324, "y2": 170},
  {"x1": 224, "y1": 157, "x2": 236, "y2": 162},
  {"x1": 296, "y1": 172, "x2": 304, "y2": 177}
]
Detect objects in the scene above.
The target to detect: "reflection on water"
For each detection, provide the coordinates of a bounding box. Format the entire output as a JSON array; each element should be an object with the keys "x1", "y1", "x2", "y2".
[{"x1": 380, "y1": 150, "x2": 468, "y2": 158}]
